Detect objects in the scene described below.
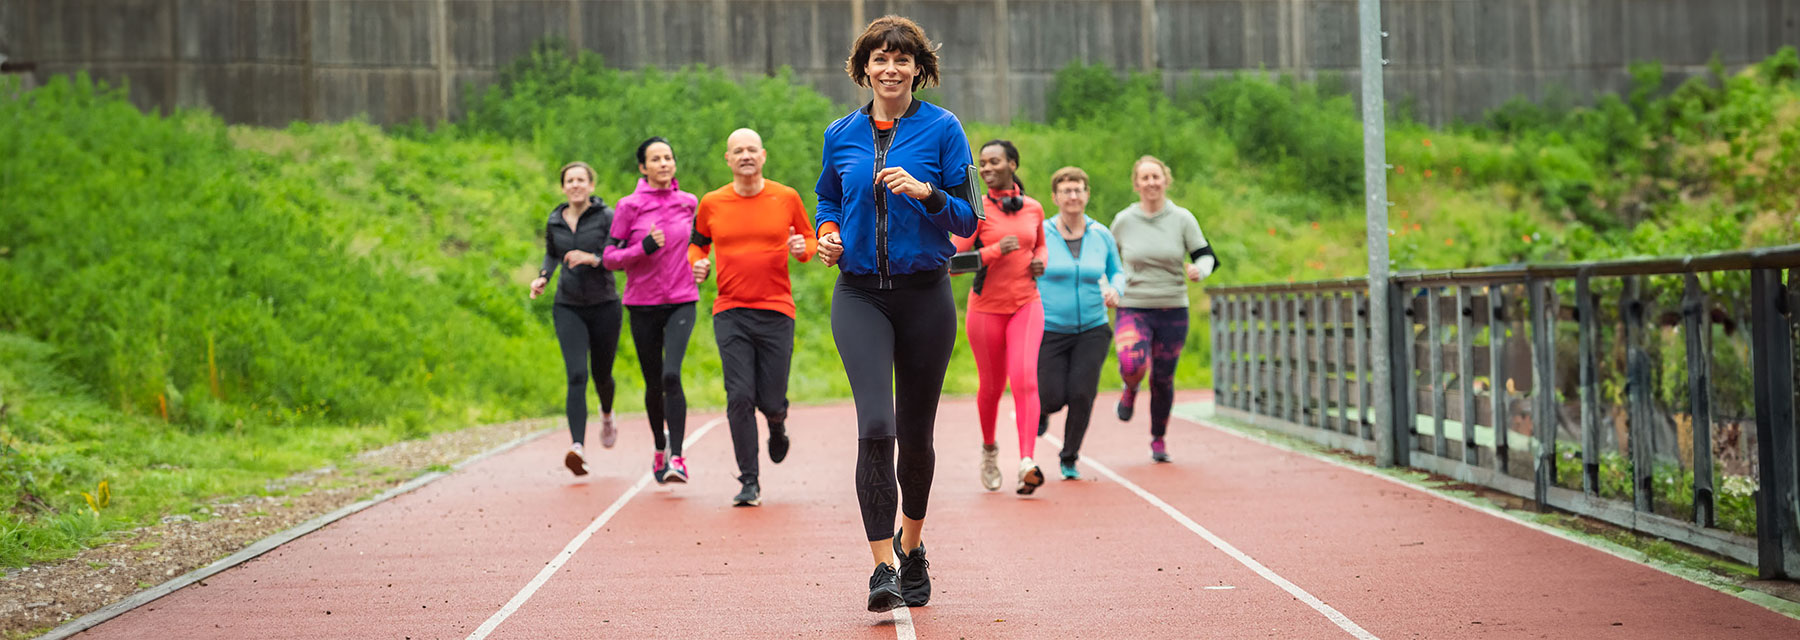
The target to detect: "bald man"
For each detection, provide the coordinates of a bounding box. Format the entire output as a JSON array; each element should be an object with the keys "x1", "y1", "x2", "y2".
[{"x1": 690, "y1": 128, "x2": 818, "y2": 506}]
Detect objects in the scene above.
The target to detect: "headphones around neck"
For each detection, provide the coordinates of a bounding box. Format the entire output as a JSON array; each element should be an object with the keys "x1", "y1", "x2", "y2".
[{"x1": 987, "y1": 185, "x2": 1024, "y2": 214}]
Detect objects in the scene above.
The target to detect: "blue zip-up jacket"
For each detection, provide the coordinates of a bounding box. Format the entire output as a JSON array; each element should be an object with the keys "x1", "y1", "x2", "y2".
[
  {"x1": 1037, "y1": 216, "x2": 1125, "y2": 334},
  {"x1": 814, "y1": 100, "x2": 981, "y2": 287}
]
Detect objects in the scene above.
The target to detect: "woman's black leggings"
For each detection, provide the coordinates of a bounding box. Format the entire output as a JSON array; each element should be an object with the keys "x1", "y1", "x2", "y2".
[
  {"x1": 553, "y1": 301, "x2": 621, "y2": 446},
  {"x1": 1039, "y1": 325, "x2": 1112, "y2": 465},
  {"x1": 832, "y1": 270, "x2": 957, "y2": 542},
  {"x1": 627, "y1": 302, "x2": 696, "y2": 456}
]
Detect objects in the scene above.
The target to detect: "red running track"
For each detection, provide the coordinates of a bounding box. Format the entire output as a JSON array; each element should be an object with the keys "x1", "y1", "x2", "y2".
[{"x1": 80, "y1": 390, "x2": 1800, "y2": 639}]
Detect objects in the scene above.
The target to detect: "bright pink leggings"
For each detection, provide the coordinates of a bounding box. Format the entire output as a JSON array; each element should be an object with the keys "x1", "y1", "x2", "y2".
[{"x1": 967, "y1": 300, "x2": 1044, "y2": 459}]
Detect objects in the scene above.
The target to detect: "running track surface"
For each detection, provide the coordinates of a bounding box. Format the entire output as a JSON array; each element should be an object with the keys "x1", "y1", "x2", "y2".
[{"x1": 80, "y1": 390, "x2": 1800, "y2": 639}]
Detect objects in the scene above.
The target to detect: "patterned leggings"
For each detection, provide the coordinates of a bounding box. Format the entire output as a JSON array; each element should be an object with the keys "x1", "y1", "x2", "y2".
[{"x1": 1115, "y1": 307, "x2": 1189, "y2": 438}]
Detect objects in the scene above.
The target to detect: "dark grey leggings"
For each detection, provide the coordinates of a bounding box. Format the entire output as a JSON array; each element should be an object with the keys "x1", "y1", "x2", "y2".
[
  {"x1": 1039, "y1": 325, "x2": 1112, "y2": 464},
  {"x1": 832, "y1": 270, "x2": 957, "y2": 542},
  {"x1": 628, "y1": 302, "x2": 696, "y2": 456},
  {"x1": 553, "y1": 301, "x2": 621, "y2": 446}
]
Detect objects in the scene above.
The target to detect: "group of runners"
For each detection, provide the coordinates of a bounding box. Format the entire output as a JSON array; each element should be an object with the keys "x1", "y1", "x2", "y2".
[{"x1": 528, "y1": 15, "x2": 1220, "y2": 613}]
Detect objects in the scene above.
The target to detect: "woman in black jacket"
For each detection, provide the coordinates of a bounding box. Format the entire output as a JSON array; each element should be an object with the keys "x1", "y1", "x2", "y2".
[{"x1": 530, "y1": 161, "x2": 622, "y2": 476}]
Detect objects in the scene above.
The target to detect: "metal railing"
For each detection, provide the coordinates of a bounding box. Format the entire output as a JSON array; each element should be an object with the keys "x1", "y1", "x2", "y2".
[{"x1": 1207, "y1": 245, "x2": 1800, "y2": 579}]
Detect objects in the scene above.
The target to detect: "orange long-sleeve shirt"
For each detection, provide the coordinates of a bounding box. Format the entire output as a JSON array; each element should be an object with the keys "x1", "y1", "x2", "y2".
[
  {"x1": 953, "y1": 191, "x2": 1047, "y2": 314},
  {"x1": 688, "y1": 179, "x2": 818, "y2": 318}
]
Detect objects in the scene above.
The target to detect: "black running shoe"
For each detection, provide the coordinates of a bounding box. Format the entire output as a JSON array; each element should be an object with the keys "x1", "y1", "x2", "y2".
[
  {"x1": 867, "y1": 563, "x2": 904, "y2": 612},
  {"x1": 733, "y1": 480, "x2": 761, "y2": 507},
  {"x1": 768, "y1": 425, "x2": 790, "y2": 464},
  {"x1": 1037, "y1": 413, "x2": 1049, "y2": 437},
  {"x1": 891, "y1": 533, "x2": 931, "y2": 607}
]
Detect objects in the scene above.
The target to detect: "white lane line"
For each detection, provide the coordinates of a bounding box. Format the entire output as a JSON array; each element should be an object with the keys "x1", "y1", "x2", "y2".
[
  {"x1": 468, "y1": 416, "x2": 726, "y2": 640},
  {"x1": 1044, "y1": 432, "x2": 1380, "y2": 640},
  {"x1": 892, "y1": 605, "x2": 916, "y2": 640}
]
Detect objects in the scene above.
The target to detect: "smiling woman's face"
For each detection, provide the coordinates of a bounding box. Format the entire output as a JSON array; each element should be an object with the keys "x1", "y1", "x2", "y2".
[
  {"x1": 979, "y1": 145, "x2": 1016, "y2": 192},
  {"x1": 562, "y1": 166, "x2": 594, "y2": 203},
  {"x1": 865, "y1": 46, "x2": 917, "y2": 102},
  {"x1": 639, "y1": 142, "x2": 675, "y2": 185},
  {"x1": 1133, "y1": 160, "x2": 1168, "y2": 202}
]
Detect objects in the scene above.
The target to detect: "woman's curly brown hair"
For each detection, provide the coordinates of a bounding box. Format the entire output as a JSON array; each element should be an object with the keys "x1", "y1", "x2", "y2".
[{"x1": 844, "y1": 15, "x2": 942, "y2": 90}]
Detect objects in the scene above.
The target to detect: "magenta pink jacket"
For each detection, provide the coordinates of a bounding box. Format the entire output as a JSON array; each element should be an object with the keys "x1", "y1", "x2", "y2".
[{"x1": 603, "y1": 178, "x2": 701, "y2": 307}]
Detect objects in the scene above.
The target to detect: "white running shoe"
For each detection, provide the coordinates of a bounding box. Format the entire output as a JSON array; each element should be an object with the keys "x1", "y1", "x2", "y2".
[{"x1": 980, "y1": 443, "x2": 1001, "y2": 491}]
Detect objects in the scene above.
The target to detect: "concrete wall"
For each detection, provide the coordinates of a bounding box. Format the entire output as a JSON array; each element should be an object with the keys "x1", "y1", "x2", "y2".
[{"x1": 4, "y1": 0, "x2": 1798, "y2": 127}]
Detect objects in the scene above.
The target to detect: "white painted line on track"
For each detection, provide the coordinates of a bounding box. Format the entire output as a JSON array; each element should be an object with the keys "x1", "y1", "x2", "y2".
[
  {"x1": 892, "y1": 604, "x2": 916, "y2": 640},
  {"x1": 468, "y1": 416, "x2": 727, "y2": 640},
  {"x1": 1044, "y1": 432, "x2": 1380, "y2": 640}
]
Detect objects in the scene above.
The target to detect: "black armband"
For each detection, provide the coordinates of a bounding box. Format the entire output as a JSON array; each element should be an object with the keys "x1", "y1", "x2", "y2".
[
  {"x1": 690, "y1": 230, "x2": 712, "y2": 248},
  {"x1": 943, "y1": 178, "x2": 981, "y2": 220},
  {"x1": 1190, "y1": 244, "x2": 1220, "y2": 270}
]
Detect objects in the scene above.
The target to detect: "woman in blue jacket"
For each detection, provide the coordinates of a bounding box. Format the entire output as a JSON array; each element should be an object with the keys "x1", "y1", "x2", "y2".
[
  {"x1": 813, "y1": 15, "x2": 980, "y2": 613},
  {"x1": 1035, "y1": 167, "x2": 1123, "y2": 480}
]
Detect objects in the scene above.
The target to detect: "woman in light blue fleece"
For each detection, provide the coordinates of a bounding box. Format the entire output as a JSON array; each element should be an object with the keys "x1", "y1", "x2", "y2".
[{"x1": 1035, "y1": 166, "x2": 1124, "y2": 480}]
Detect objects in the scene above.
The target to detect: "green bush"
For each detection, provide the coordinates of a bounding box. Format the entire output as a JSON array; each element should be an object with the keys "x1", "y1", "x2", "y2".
[{"x1": 0, "y1": 75, "x2": 552, "y2": 432}]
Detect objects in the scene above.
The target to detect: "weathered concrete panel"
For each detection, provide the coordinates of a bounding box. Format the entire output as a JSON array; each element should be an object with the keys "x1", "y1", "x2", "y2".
[
  {"x1": 312, "y1": 0, "x2": 437, "y2": 67},
  {"x1": 6, "y1": 0, "x2": 1799, "y2": 127},
  {"x1": 315, "y1": 68, "x2": 441, "y2": 123},
  {"x1": 90, "y1": 0, "x2": 172, "y2": 63},
  {"x1": 244, "y1": 0, "x2": 308, "y2": 64},
  {"x1": 176, "y1": 0, "x2": 240, "y2": 63},
  {"x1": 489, "y1": 1, "x2": 564, "y2": 71},
  {"x1": 1303, "y1": 0, "x2": 1356, "y2": 71},
  {"x1": 32, "y1": 0, "x2": 98, "y2": 60}
]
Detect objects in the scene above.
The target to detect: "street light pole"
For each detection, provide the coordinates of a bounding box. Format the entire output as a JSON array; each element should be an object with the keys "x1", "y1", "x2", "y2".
[{"x1": 1358, "y1": 0, "x2": 1396, "y2": 466}]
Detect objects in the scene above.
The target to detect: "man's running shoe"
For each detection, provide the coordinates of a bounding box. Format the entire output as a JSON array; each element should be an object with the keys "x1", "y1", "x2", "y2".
[
  {"x1": 664, "y1": 456, "x2": 689, "y2": 483},
  {"x1": 892, "y1": 532, "x2": 931, "y2": 607},
  {"x1": 652, "y1": 449, "x2": 669, "y2": 484},
  {"x1": 1150, "y1": 438, "x2": 1172, "y2": 463},
  {"x1": 979, "y1": 443, "x2": 1001, "y2": 491},
  {"x1": 1060, "y1": 461, "x2": 1081, "y2": 480},
  {"x1": 768, "y1": 424, "x2": 791, "y2": 464},
  {"x1": 599, "y1": 415, "x2": 617, "y2": 449},
  {"x1": 733, "y1": 480, "x2": 761, "y2": 507},
  {"x1": 1037, "y1": 412, "x2": 1049, "y2": 437},
  {"x1": 564, "y1": 443, "x2": 589, "y2": 476},
  {"x1": 1016, "y1": 458, "x2": 1045, "y2": 495},
  {"x1": 1117, "y1": 385, "x2": 1138, "y2": 421},
  {"x1": 867, "y1": 563, "x2": 905, "y2": 612}
]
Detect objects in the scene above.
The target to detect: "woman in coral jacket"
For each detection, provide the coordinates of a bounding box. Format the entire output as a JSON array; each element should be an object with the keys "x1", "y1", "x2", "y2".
[{"x1": 952, "y1": 139, "x2": 1049, "y2": 496}]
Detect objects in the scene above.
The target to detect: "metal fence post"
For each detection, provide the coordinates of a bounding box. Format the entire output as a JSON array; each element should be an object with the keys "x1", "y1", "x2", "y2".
[
  {"x1": 1489, "y1": 285, "x2": 1511, "y2": 475},
  {"x1": 1529, "y1": 277, "x2": 1559, "y2": 508},
  {"x1": 1623, "y1": 276, "x2": 1655, "y2": 513},
  {"x1": 1681, "y1": 274, "x2": 1714, "y2": 528},
  {"x1": 1384, "y1": 280, "x2": 1412, "y2": 467},
  {"x1": 1750, "y1": 268, "x2": 1798, "y2": 579},
  {"x1": 1458, "y1": 286, "x2": 1478, "y2": 464},
  {"x1": 1577, "y1": 271, "x2": 1601, "y2": 495}
]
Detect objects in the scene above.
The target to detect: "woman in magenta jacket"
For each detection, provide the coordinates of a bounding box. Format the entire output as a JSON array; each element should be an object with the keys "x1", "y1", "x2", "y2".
[{"x1": 603, "y1": 137, "x2": 702, "y2": 485}]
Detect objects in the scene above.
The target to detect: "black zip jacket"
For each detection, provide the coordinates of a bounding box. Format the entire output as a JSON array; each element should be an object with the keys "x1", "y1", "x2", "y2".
[{"x1": 539, "y1": 196, "x2": 621, "y2": 306}]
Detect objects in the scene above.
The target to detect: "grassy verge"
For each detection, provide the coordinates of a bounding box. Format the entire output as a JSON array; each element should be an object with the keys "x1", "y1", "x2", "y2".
[{"x1": 0, "y1": 333, "x2": 431, "y2": 566}]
